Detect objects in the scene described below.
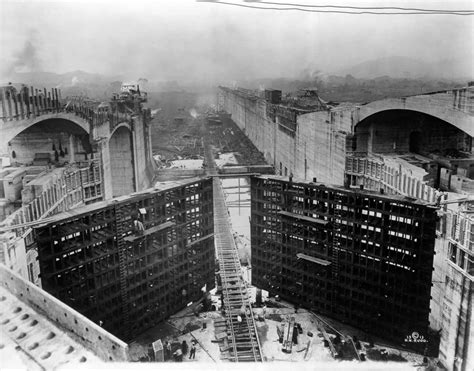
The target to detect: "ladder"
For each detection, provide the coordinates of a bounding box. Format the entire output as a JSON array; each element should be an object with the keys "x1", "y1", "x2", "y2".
[{"x1": 114, "y1": 204, "x2": 131, "y2": 340}]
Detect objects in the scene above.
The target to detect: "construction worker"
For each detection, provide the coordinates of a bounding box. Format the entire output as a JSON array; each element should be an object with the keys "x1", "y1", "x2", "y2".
[
  {"x1": 173, "y1": 347, "x2": 183, "y2": 362},
  {"x1": 189, "y1": 343, "x2": 196, "y2": 359},
  {"x1": 164, "y1": 341, "x2": 171, "y2": 360},
  {"x1": 181, "y1": 340, "x2": 188, "y2": 356},
  {"x1": 133, "y1": 215, "x2": 145, "y2": 235}
]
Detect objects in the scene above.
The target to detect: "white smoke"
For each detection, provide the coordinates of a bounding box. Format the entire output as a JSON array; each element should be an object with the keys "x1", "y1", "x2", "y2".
[{"x1": 189, "y1": 108, "x2": 198, "y2": 119}]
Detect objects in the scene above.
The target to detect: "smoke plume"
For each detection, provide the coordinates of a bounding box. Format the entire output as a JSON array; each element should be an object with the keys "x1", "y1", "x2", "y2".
[{"x1": 11, "y1": 39, "x2": 43, "y2": 74}]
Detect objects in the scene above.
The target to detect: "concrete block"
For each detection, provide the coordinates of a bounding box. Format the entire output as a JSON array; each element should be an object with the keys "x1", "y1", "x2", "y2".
[
  {"x1": 1, "y1": 168, "x2": 26, "y2": 201},
  {"x1": 439, "y1": 168, "x2": 452, "y2": 191},
  {"x1": 0, "y1": 265, "x2": 130, "y2": 362}
]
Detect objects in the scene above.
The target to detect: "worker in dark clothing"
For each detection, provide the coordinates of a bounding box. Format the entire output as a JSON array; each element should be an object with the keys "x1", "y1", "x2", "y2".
[
  {"x1": 181, "y1": 340, "x2": 188, "y2": 356},
  {"x1": 189, "y1": 343, "x2": 196, "y2": 359},
  {"x1": 165, "y1": 341, "x2": 171, "y2": 359}
]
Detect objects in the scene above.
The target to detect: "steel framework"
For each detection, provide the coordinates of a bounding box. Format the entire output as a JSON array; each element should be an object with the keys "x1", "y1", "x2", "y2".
[
  {"x1": 35, "y1": 178, "x2": 215, "y2": 341},
  {"x1": 251, "y1": 176, "x2": 437, "y2": 346}
]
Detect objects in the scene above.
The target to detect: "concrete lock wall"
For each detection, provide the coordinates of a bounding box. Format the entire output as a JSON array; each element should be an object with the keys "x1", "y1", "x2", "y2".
[
  {"x1": 438, "y1": 264, "x2": 473, "y2": 371},
  {"x1": 132, "y1": 115, "x2": 154, "y2": 192},
  {"x1": 108, "y1": 125, "x2": 134, "y2": 197},
  {"x1": 0, "y1": 264, "x2": 130, "y2": 362},
  {"x1": 220, "y1": 89, "x2": 351, "y2": 186},
  {"x1": 0, "y1": 233, "x2": 27, "y2": 279}
]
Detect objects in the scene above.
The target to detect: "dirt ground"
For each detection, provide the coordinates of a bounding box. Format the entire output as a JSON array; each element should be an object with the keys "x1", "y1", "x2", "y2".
[
  {"x1": 205, "y1": 116, "x2": 266, "y2": 165},
  {"x1": 150, "y1": 91, "x2": 266, "y2": 167}
]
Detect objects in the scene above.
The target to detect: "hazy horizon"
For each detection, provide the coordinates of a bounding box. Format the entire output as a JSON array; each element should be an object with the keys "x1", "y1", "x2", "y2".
[{"x1": 1, "y1": 0, "x2": 473, "y2": 83}]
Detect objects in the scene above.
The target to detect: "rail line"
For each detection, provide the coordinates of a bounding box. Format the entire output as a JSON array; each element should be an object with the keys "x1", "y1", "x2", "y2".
[{"x1": 202, "y1": 128, "x2": 263, "y2": 362}]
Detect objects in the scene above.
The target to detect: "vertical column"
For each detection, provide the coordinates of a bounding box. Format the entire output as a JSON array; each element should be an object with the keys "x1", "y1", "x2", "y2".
[
  {"x1": 0, "y1": 88, "x2": 6, "y2": 119},
  {"x1": 34, "y1": 87, "x2": 39, "y2": 116},
  {"x1": 54, "y1": 88, "x2": 59, "y2": 112},
  {"x1": 131, "y1": 123, "x2": 139, "y2": 192},
  {"x1": 30, "y1": 87, "x2": 36, "y2": 117},
  {"x1": 35, "y1": 89, "x2": 41, "y2": 114},
  {"x1": 98, "y1": 139, "x2": 112, "y2": 200},
  {"x1": 47, "y1": 91, "x2": 52, "y2": 111},
  {"x1": 43, "y1": 88, "x2": 48, "y2": 111},
  {"x1": 6, "y1": 89, "x2": 13, "y2": 120},
  {"x1": 18, "y1": 92, "x2": 24, "y2": 119},
  {"x1": 24, "y1": 87, "x2": 30, "y2": 116},
  {"x1": 12, "y1": 92, "x2": 19, "y2": 120},
  {"x1": 26, "y1": 205, "x2": 32, "y2": 223},
  {"x1": 45, "y1": 189, "x2": 50, "y2": 210},
  {"x1": 68, "y1": 134, "x2": 75, "y2": 163},
  {"x1": 42, "y1": 193, "x2": 47, "y2": 215},
  {"x1": 33, "y1": 199, "x2": 39, "y2": 220}
]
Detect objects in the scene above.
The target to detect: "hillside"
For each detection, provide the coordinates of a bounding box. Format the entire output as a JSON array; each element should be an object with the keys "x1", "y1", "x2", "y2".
[{"x1": 333, "y1": 56, "x2": 473, "y2": 80}]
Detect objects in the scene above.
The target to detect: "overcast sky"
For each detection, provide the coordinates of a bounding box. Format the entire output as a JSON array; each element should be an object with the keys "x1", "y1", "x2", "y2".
[{"x1": 1, "y1": 0, "x2": 472, "y2": 82}]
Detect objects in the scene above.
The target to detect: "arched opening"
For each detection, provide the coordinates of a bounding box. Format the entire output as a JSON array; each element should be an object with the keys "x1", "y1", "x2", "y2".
[
  {"x1": 350, "y1": 109, "x2": 474, "y2": 192},
  {"x1": 8, "y1": 118, "x2": 92, "y2": 166},
  {"x1": 409, "y1": 131, "x2": 422, "y2": 154},
  {"x1": 354, "y1": 110, "x2": 471, "y2": 156},
  {"x1": 109, "y1": 126, "x2": 134, "y2": 197}
]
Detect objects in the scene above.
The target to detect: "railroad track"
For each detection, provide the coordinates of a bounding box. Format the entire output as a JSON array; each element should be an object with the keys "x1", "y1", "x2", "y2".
[{"x1": 202, "y1": 130, "x2": 263, "y2": 362}]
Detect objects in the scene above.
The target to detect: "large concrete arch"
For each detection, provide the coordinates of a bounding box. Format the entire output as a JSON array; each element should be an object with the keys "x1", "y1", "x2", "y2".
[
  {"x1": 108, "y1": 125, "x2": 135, "y2": 197},
  {"x1": 356, "y1": 97, "x2": 474, "y2": 137},
  {"x1": 109, "y1": 122, "x2": 132, "y2": 138},
  {"x1": 0, "y1": 114, "x2": 92, "y2": 161},
  {"x1": 1, "y1": 113, "x2": 91, "y2": 147},
  {"x1": 353, "y1": 108, "x2": 472, "y2": 155}
]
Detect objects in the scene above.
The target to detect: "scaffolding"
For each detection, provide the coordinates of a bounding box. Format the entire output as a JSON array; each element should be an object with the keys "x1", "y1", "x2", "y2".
[
  {"x1": 251, "y1": 176, "x2": 437, "y2": 346},
  {"x1": 35, "y1": 178, "x2": 215, "y2": 341}
]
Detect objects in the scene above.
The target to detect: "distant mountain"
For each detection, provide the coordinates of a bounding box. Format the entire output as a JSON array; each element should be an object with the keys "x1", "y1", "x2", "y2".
[{"x1": 334, "y1": 56, "x2": 473, "y2": 80}]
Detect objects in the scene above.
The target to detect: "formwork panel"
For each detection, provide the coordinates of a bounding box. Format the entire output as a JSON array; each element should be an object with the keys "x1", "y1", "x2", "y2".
[
  {"x1": 251, "y1": 176, "x2": 437, "y2": 347},
  {"x1": 36, "y1": 178, "x2": 215, "y2": 341}
]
